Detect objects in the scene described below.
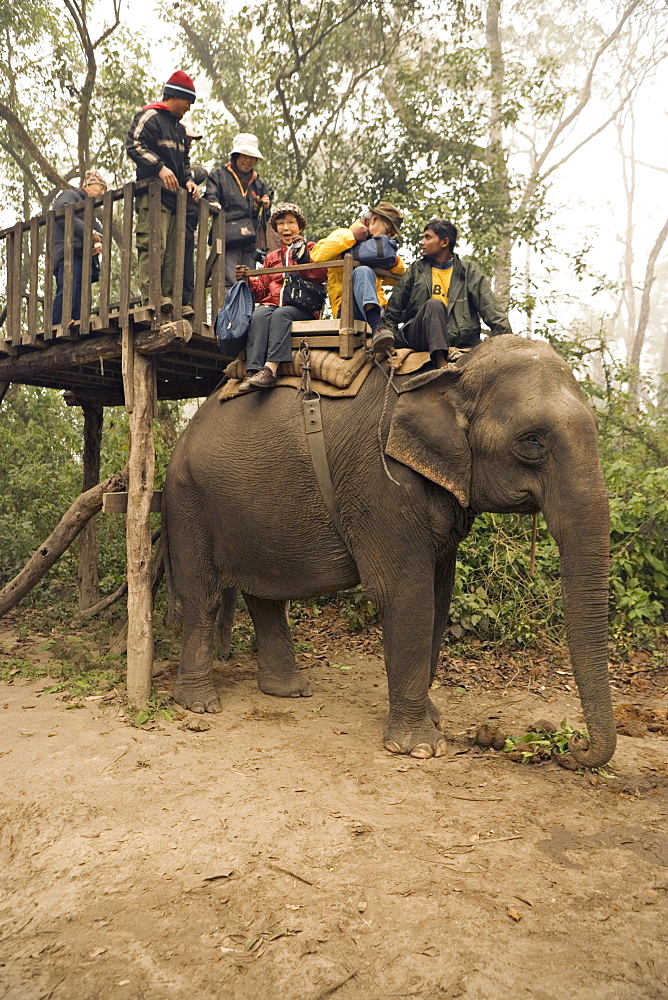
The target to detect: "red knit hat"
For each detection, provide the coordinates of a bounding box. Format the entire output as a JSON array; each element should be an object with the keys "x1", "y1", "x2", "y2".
[{"x1": 163, "y1": 71, "x2": 196, "y2": 103}]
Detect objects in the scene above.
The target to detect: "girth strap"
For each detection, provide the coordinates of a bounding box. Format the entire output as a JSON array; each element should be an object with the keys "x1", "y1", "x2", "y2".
[{"x1": 302, "y1": 395, "x2": 347, "y2": 542}]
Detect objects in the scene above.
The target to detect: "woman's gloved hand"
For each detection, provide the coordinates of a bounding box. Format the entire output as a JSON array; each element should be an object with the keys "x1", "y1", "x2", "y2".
[{"x1": 290, "y1": 239, "x2": 310, "y2": 262}]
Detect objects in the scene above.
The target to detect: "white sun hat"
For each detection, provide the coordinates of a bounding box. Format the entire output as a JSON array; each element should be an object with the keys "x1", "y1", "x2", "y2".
[{"x1": 230, "y1": 132, "x2": 263, "y2": 160}]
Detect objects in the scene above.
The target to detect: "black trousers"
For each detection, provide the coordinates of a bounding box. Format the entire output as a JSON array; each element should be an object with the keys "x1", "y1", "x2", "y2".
[
  {"x1": 246, "y1": 304, "x2": 312, "y2": 372},
  {"x1": 403, "y1": 299, "x2": 449, "y2": 357}
]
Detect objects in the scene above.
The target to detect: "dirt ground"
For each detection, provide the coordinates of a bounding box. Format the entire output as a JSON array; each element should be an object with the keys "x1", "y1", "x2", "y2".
[{"x1": 2, "y1": 615, "x2": 668, "y2": 1000}]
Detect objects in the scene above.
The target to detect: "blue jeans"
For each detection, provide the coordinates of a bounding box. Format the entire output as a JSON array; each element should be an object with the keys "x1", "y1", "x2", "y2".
[
  {"x1": 351, "y1": 265, "x2": 381, "y2": 321},
  {"x1": 245, "y1": 304, "x2": 312, "y2": 372},
  {"x1": 53, "y1": 256, "x2": 84, "y2": 325}
]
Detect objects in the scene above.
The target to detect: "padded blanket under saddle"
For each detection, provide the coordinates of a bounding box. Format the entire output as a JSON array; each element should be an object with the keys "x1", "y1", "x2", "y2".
[{"x1": 218, "y1": 347, "x2": 431, "y2": 401}]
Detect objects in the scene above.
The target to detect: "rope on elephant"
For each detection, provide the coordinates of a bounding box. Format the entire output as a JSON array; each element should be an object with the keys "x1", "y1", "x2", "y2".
[
  {"x1": 375, "y1": 354, "x2": 402, "y2": 486},
  {"x1": 298, "y1": 339, "x2": 313, "y2": 398}
]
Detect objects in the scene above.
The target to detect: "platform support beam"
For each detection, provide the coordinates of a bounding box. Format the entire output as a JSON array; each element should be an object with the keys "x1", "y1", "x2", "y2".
[
  {"x1": 125, "y1": 351, "x2": 156, "y2": 707},
  {"x1": 77, "y1": 402, "x2": 103, "y2": 611}
]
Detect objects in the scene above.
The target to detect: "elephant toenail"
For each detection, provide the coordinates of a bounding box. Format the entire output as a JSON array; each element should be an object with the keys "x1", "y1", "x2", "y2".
[
  {"x1": 410, "y1": 743, "x2": 433, "y2": 759},
  {"x1": 384, "y1": 740, "x2": 403, "y2": 754},
  {"x1": 433, "y1": 740, "x2": 448, "y2": 757}
]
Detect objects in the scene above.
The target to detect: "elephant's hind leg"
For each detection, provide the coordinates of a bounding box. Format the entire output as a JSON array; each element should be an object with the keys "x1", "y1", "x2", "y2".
[
  {"x1": 214, "y1": 587, "x2": 238, "y2": 660},
  {"x1": 244, "y1": 594, "x2": 312, "y2": 698},
  {"x1": 174, "y1": 603, "x2": 222, "y2": 714}
]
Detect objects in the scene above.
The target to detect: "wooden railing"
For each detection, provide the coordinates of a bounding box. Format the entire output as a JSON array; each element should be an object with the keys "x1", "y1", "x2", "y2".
[{"x1": 0, "y1": 178, "x2": 225, "y2": 354}]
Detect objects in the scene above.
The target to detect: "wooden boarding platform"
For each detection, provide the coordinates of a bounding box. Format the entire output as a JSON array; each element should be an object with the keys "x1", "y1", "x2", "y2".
[{"x1": 0, "y1": 177, "x2": 401, "y2": 707}]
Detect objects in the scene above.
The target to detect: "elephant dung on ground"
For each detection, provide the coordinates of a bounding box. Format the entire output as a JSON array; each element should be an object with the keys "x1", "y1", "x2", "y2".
[{"x1": 162, "y1": 335, "x2": 615, "y2": 768}]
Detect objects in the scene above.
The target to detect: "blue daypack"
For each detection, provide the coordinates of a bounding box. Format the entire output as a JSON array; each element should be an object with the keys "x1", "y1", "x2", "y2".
[
  {"x1": 214, "y1": 280, "x2": 254, "y2": 356},
  {"x1": 348, "y1": 234, "x2": 398, "y2": 270}
]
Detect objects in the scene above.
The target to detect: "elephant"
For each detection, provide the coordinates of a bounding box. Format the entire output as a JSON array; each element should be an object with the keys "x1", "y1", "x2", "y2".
[{"x1": 162, "y1": 335, "x2": 616, "y2": 768}]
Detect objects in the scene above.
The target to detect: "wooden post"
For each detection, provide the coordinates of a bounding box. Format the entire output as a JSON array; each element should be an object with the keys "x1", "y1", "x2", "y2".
[
  {"x1": 120, "y1": 183, "x2": 135, "y2": 412},
  {"x1": 98, "y1": 190, "x2": 113, "y2": 328},
  {"x1": 172, "y1": 187, "x2": 187, "y2": 323},
  {"x1": 125, "y1": 350, "x2": 156, "y2": 707},
  {"x1": 77, "y1": 402, "x2": 103, "y2": 611},
  {"x1": 194, "y1": 198, "x2": 210, "y2": 334},
  {"x1": 27, "y1": 217, "x2": 39, "y2": 344},
  {"x1": 339, "y1": 253, "x2": 355, "y2": 359},
  {"x1": 43, "y1": 211, "x2": 55, "y2": 339},
  {"x1": 210, "y1": 210, "x2": 226, "y2": 322},
  {"x1": 79, "y1": 195, "x2": 94, "y2": 337},
  {"x1": 60, "y1": 201, "x2": 75, "y2": 337},
  {"x1": 148, "y1": 179, "x2": 162, "y2": 325},
  {"x1": 10, "y1": 222, "x2": 22, "y2": 348}
]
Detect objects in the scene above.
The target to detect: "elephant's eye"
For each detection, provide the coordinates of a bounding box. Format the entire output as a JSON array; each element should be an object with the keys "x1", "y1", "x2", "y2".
[{"x1": 513, "y1": 433, "x2": 547, "y2": 465}]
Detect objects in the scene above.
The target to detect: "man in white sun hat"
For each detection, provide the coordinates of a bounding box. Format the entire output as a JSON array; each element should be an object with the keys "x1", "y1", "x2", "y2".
[{"x1": 204, "y1": 132, "x2": 273, "y2": 287}]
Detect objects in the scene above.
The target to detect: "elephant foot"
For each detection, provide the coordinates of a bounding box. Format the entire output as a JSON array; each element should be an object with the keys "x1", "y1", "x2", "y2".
[
  {"x1": 257, "y1": 668, "x2": 312, "y2": 699},
  {"x1": 384, "y1": 716, "x2": 448, "y2": 759},
  {"x1": 173, "y1": 678, "x2": 222, "y2": 714},
  {"x1": 428, "y1": 696, "x2": 447, "y2": 733}
]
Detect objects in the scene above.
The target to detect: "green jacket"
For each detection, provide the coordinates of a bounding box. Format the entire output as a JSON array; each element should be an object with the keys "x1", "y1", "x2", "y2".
[{"x1": 384, "y1": 254, "x2": 512, "y2": 348}]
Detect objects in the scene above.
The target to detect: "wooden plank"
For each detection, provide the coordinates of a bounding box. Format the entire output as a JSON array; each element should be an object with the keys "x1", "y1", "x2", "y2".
[
  {"x1": 171, "y1": 187, "x2": 187, "y2": 322},
  {"x1": 103, "y1": 490, "x2": 162, "y2": 514},
  {"x1": 42, "y1": 211, "x2": 55, "y2": 339},
  {"x1": 125, "y1": 352, "x2": 156, "y2": 707},
  {"x1": 79, "y1": 194, "x2": 94, "y2": 337},
  {"x1": 59, "y1": 200, "x2": 76, "y2": 338},
  {"x1": 148, "y1": 179, "x2": 162, "y2": 323},
  {"x1": 210, "y1": 210, "x2": 225, "y2": 323},
  {"x1": 194, "y1": 198, "x2": 210, "y2": 335},
  {"x1": 291, "y1": 319, "x2": 369, "y2": 333},
  {"x1": 245, "y1": 259, "x2": 345, "y2": 277},
  {"x1": 11, "y1": 223, "x2": 23, "y2": 347},
  {"x1": 98, "y1": 190, "x2": 113, "y2": 328},
  {"x1": 26, "y1": 218, "x2": 40, "y2": 343},
  {"x1": 290, "y1": 335, "x2": 363, "y2": 350},
  {"x1": 339, "y1": 252, "x2": 355, "y2": 359}
]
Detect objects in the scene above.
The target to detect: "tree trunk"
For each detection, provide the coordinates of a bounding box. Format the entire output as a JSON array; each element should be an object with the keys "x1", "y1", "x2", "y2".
[
  {"x1": 485, "y1": 0, "x2": 512, "y2": 307},
  {"x1": 77, "y1": 403, "x2": 103, "y2": 610},
  {"x1": 0, "y1": 470, "x2": 126, "y2": 619},
  {"x1": 629, "y1": 214, "x2": 668, "y2": 398}
]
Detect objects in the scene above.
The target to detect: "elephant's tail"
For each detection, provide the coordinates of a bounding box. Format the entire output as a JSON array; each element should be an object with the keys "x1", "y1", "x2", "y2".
[{"x1": 161, "y1": 510, "x2": 182, "y2": 635}]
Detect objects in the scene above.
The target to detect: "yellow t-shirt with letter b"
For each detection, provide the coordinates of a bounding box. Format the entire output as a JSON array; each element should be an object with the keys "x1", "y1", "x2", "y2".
[{"x1": 431, "y1": 261, "x2": 454, "y2": 306}]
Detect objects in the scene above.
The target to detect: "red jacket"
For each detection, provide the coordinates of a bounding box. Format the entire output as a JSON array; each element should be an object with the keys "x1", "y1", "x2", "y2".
[{"x1": 249, "y1": 243, "x2": 328, "y2": 316}]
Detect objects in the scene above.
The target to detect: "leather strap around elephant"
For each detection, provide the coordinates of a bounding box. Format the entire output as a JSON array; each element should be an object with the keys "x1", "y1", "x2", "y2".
[{"x1": 302, "y1": 395, "x2": 347, "y2": 542}]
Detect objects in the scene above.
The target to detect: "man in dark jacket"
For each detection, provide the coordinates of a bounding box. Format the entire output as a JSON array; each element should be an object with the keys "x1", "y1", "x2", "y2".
[
  {"x1": 384, "y1": 218, "x2": 512, "y2": 366},
  {"x1": 126, "y1": 71, "x2": 200, "y2": 312},
  {"x1": 52, "y1": 169, "x2": 106, "y2": 327},
  {"x1": 204, "y1": 133, "x2": 272, "y2": 288}
]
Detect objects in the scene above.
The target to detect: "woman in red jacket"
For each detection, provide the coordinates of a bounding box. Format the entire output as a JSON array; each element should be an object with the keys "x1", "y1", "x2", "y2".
[{"x1": 235, "y1": 202, "x2": 327, "y2": 392}]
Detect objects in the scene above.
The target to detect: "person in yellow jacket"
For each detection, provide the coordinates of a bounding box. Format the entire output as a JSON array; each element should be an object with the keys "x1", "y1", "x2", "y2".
[{"x1": 310, "y1": 201, "x2": 406, "y2": 354}]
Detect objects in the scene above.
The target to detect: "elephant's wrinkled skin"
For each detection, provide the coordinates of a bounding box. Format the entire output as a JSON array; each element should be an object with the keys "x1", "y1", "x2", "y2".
[{"x1": 162, "y1": 336, "x2": 616, "y2": 767}]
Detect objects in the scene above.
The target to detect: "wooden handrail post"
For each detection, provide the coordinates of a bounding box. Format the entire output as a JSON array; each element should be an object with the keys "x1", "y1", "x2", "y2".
[
  {"x1": 60, "y1": 201, "x2": 75, "y2": 337},
  {"x1": 339, "y1": 253, "x2": 355, "y2": 359},
  {"x1": 210, "y1": 210, "x2": 225, "y2": 322},
  {"x1": 27, "y1": 218, "x2": 39, "y2": 344},
  {"x1": 79, "y1": 194, "x2": 94, "y2": 337},
  {"x1": 99, "y1": 190, "x2": 113, "y2": 328},
  {"x1": 172, "y1": 187, "x2": 187, "y2": 323},
  {"x1": 148, "y1": 179, "x2": 162, "y2": 325},
  {"x1": 194, "y1": 198, "x2": 210, "y2": 334},
  {"x1": 43, "y1": 211, "x2": 55, "y2": 339}
]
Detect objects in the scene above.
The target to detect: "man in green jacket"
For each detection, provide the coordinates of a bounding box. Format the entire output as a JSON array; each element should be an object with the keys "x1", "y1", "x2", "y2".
[{"x1": 384, "y1": 218, "x2": 512, "y2": 367}]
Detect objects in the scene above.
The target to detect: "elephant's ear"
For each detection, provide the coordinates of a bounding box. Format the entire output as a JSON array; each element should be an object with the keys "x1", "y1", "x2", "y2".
[{"x1": 386, "y1": 369, "x2": 471, "y2": 507}]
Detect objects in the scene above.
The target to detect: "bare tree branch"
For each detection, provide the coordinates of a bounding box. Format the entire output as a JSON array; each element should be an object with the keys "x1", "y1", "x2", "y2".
[{"x1": 0, "y1": 102, "x2": 70, "y2": 190}]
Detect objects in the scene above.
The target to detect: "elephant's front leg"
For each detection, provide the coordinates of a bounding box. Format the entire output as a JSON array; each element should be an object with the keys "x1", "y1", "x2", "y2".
[
  {"x1": 426, "y1": 553, "x2": 457, "y2": 734},
  {"x1": 173, "y1": 603, "x2": 221, "y2": 714},
  {"x1": 381, "y1": 587, "x2": 448, "y2": 759},
  {"x1": 244, "y1": 594, "x2": 312, "y2": 698}
]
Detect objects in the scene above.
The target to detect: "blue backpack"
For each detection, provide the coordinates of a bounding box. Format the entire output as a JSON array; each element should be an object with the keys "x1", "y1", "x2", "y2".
[
  {"x1": 214, "y1": 280, "x2": 254, "y2": 356},
  {"x1": 348, "y1": 234, "x2": 398, "y2": 270}
]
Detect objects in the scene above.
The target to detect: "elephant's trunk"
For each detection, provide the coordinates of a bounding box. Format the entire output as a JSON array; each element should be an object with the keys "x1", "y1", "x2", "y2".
[{"x1": 542, "y1": 481, "x2": 616, "y2": 769}]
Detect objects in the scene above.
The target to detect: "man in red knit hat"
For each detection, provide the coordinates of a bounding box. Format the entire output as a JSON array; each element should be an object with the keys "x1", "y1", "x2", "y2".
[{"x1": 126, "y1": 71, "x2": 200, "y2": 314}]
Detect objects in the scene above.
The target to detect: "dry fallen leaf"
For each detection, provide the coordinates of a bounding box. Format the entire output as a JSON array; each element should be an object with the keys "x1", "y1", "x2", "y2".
[{"x1": 507, "y1": 907, "x2": 523, "y2": 922}]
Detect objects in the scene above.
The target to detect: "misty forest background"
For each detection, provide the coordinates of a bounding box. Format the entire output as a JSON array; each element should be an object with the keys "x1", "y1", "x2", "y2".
[{"x1": 1, "y1": 0, "x2": 667, "y2": 655}]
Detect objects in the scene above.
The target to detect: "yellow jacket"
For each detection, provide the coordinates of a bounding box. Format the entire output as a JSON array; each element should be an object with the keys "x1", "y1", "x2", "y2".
[{"x1": 310, "y1": 228, "x2": 406, "y2": 318}]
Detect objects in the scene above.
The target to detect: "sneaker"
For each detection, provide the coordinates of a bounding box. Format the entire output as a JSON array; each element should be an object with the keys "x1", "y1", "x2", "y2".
[
  {"x1": 371, "y1": 325, "x2": 394, "y2": 354},
  {"x1": 182, "y1": 304, "x2": 195, "y2": 319},
  {"x1": 237, "y1": 366, "x2": 277, "y2": 392},
  {"x1": 160, "y1": 296, "x2": 173, "y2": 312}
]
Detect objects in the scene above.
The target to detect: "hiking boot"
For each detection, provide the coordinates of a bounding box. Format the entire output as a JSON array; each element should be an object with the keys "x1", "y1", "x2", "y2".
[
  {"x1": 237, "y1": 366, "x2": 277, "y2": 392},
  {"x1": 160, "y1": 296, "x2": 173, "y2": 313},
  {"x1": 371, "y1": 325, "x2": 394, "y2": 355},
  {"x1": 182, "y1": 304, "x2": 195, "y2": 319}
]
